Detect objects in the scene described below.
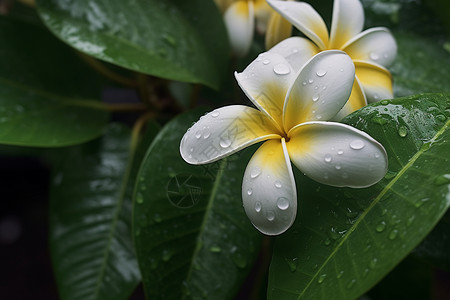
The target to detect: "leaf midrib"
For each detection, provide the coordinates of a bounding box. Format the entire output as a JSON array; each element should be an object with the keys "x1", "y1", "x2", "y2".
[
  {"x1": 181, "y1": 158, "x2": 227, "y2": 299},
  {"x1": 295, "y1": 118, "x2": 450, "y2": 299}
]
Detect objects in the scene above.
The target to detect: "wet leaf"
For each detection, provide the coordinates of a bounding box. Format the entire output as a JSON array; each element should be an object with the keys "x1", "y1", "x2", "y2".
[
  {"x1": 50, "y1": 123, "x2": 158, "y2": 300},
  {"x1": 268, "y1": 94, "x2": 450, "y2": 299},
  {"x1": 133, "y1": 109, "x2": 261, "y2": 299},
  {"x1": 36, "y1": 0, "x2": 230, "y2": 89},
  {"x1": 0, "y1": 16, "x2": 109, "y2": 147}
]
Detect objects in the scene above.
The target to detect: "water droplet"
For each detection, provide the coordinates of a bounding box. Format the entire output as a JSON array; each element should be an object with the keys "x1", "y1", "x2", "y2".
[
  {"x1": 369, "y1": 257, "x2": 378, "y2": 269},
  {"x1": 136, "y1": 193, "x2": 144, "y2": 204},
  {"x1": 337, "y1": 270, "x2": 344, "y2": 278},
  {"x1": 195, "y1": 131, "x2": 201, "y2": 139},
  {"x1": 209, "y1": 246, "x2": 221, "y2": 253},
  {"x1": 388, "y1": 229, "x2": 398, "y2": 240},
  {"x1": 312, "y1": 94, "x2": 320, "y2": 102},
  {"x1": 376, "y1": 221, "x2": 386, "y2": 232},
  {"x1": 231, "y1": 250, "x2": 247, "y2": 269},
  {"x1": 346, "y1": 279, "x2": 356, "y2": 289},
  {"x1": 398, "y1": 125, "x2": 408, "y2": 137},
  {"x1": 203, "y1": 132, "x2": 211, "y2": 139},
  {"x1": 337, "y1": 149, "x2": 344, "y2": 155},
  {"x1": 316, "y1": 114, "x2": 322, "y2": 120},
  {"x1": 154, "y1": 214, "x2": 162, "y2": 223},
  {"x1": 324, "y1": 153, "x2": 332, "y2": 163},
  {"x1": 308, "y1": 78, "x2": 314, "y2": 84},
  {"x1": 285, "y1": 257, "x2": 298, "y2": 272},
  {"x1": 302, "y1": 81, "x2": 307, "y2": 86},
  {"x1": 335, "y1": 163, "x2": 342, "y2": 170},
  {"x1": 316, "y1": 69, "x2": 327, "y2": 77},
  {"x1": 255, "y1": 201, "x2": 262, "y2": 212},
  {"x1": 277, "y1": 197, "x2": 289, "y2": 210},
  {"x1": 292, "y1": 48, "x2": 299, "y2": 53},
  {"x1": 189, "y1": 147, "x2": 194, "y2": 153},
  {"x1": 162, "y1": 249, "x2": 173, "y2": 262},
  {"x1": 220, "y1": 139, "x2": 232, "y2": 148},
  {"x1": 406, "y1": 215, "x2": 415, "y2": 226},
  {"x1": 211, "y1": 111, "x2": 220, "y2": 118},
  {"x1": 250, "y1": 167, "x2": 262, "y2": 178},
  {"x1": 370, "y1": 52, "x2": 379, "y2": 60},
  {"x1": 318, "y1": 274, "x2": 327, "y2": 284},
  {"x1": 323, "y1": 238, "x2": 331, "y2": 246},
  {"x1": 350, "y1": 139, "x2": 365, "y2": 150},
  {"x1": 266, "y1": 211, "x2": 275, "y2": 221},
  {"x1": 381, "y1": 99, "x2": 390, "y2": 105},
  {"x1": 414, "y1": 197, "x2": 429, "y2": 208},
  {"x1": 262, "y1": 59, "x2": 270, "y2": 65},
  {"x1": 247, "y1": 189, "x2": 253, "y2": 196},
  {"x1": 273, "y1": 63, "x2": 291, "y2": 75},
  {"x1": 434, "y1": 174, "x2": 450, "y2": 185}
]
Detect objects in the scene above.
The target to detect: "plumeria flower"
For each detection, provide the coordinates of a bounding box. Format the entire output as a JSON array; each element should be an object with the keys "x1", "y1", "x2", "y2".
[
  {"x1": 180, "y1": 50, "x2": 387, "y2": 235},
  {"x1": 267, "y1": 0, "x2": 397, "y2": 118},
  {"x1": 215, "y1": 0, "x2": 292, "y2": 56}
]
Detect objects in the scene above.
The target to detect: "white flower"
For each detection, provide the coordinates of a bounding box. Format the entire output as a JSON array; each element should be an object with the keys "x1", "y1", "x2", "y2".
[
  {"x1": 180, "y1": 50, "x2": 388, "y2": 235},
  {"x1": 267, "y1": 0, "x2": 397, "y2": 118},
  {"x1": 215, "y1": 0, "x2": 292, "y2": 56}
]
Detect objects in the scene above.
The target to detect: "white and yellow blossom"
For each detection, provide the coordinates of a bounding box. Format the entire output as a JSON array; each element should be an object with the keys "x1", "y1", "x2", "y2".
[
  {"x1": 215, "y1": 0, "x2": 292, "y2": 56},
  {"x1": 180, "y1": 50, "x2": 388, "y2": 235},
  {"x1": 267, "y1": 0, "x2": 397, "y2": 118}
]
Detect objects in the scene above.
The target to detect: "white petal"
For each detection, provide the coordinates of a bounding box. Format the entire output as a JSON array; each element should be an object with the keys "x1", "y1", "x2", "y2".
[
  {"x1": 268, "y1": 36, "x2": 319, "y2": 73},
  {"x1": 332, "y1": 75, "x2": 367, "y2": 120},
  {"x1": 355, "y1": 61, "x2": 393, "y2": 103},
  {"x1": 235, "y1": 51, "x2": 296, "y2": 129},
  {"x1": 284, "y1": 50, "x2": 355, "y2": 131},
  {"x1": 287, "y1": 122, "x2": 388, "y2": 188},
  {"x1": 267, "y1": 0, "x2": 329, "y2": 50},
  {"x1": 329, "y1": 0, "x2": 364, "y2": 49},
  {"x1": 342, "y1": 27, "x2": 397, "y2": 67},
  {"x1": 224, "y1": 1, "x2": 255, "y2": 57},
  {"x1": 180, "y1": 105, "x2": 280, "y2": 164},
  {"x1": 242, "y1": 139, "x2": 297, "y2": 235}
]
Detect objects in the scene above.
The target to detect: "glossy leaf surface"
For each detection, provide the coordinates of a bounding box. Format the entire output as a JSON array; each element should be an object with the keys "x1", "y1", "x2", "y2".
[
  {"x1": 268, "y1": 94, "x2": 450, "y2": 299},
  {"x1": 133, "y1": 109, "x2": 261, "y2": 299},
  {"x1": 0, "y1": 16, "x2": 109, "y2": 147},
  {"x1": 36, "y1": 0, "x2": 229, "y2": 89},
  {"x1": 50, "y1": 124, "x2": 150, "y2": 300}
]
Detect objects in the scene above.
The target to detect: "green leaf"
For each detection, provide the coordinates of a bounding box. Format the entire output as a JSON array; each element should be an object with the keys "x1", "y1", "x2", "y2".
[
  {"x1": 50, "y1": 123, "x2": 158, "y2": 300},
  {"x1": 36, "y1": 0, "x2": 230, "y2": 89},
  {"x1": 392, "y1": 32, "x2": 450, "y2": 97},
  {"x1": 0, "y1": 16, "x2": 109, "y2": 147},
  {"x1": 133, "y1": 109, "x2": 261, "y2": 299},
  {"x1": 268, "y1": 94, "x2": 450, "y2": 300}
]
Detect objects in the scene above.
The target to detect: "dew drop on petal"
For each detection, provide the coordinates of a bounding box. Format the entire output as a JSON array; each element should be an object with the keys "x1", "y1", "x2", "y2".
[
  {"x1": 308, "y1": 79, "x2": 314, "y2": 84},
  {"x1": 292, "y1": 48, "x2": 298, "y2": 53},
  {"x1": 335, "y1": 163, "x2": 342, "y2": 170},
  {"x1": 350, "y1": 139, "x2": 365, "y2": 150},
  {"x1": 274, "y1": 180, "x2": 282, "y2": 188},
  {"x1": 255, "y1": 201, "x2": 262, "y2": 212},
  {"x1": 312, "y1": 94, "x2": 320, "y2": 102},
  {"x1": 219, "y1": 139, "x2": 232, "y2": 148},
  {"x1": 273, "y1": 63, "x2": 291, "y2": 75},
  {"x1": 211, "y1": 111, "x2": 220, "y2": 118},
  {"x1": 277, "y1": 197, "x2": 290, "y2": 210},
  {"x1": 316, "y1": 69, "x2": 327, "y2": 77},
  {"x1": 370, "y1": 52, "x2": 379, "y2": 60},
  {"x1": 337, "y1": 149, "x2": 344, "y2": 155},
  {"x1": 263, "y1": 59, "x2": 270, "y2": 65},
  {"x1": 302, "y1": 81, "x2": 307, "y2": 86},
  {"x1": 247, "y1": 188, "x2": 253, "y2": 196},
  {"x1": 250, "y1": 167, "x2": 262, "y2": 179},
  {"x1": 203, "y1": 132, "x2": 211, "y2": 139},
  {"x1": 195, "y1": 131, "x2": 201, "y2": 139},
  {"x1": 324, "y1": 153, "x2": 332, "y2": 163},
  {"x1": 266, "y1": 210, "x2": 275, "y2": 221}
]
